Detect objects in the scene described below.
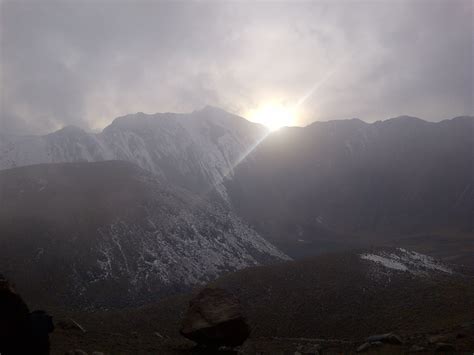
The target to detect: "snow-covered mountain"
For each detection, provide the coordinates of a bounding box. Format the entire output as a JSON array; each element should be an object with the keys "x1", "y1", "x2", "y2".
[
  {"x1": 0, "y1": 161, "x2": 288, "y2": 308},
  {"x1": 1, "y1": 109, "x2": 472, "y2": 293},
  {"x1": 0, "y1": 106, "x2": 267, "y2": 197}
]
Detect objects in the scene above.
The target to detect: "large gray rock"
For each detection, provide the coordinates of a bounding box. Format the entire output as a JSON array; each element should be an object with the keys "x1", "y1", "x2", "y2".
[{"x1": 180, "y1": 287, "x2": 250, "y2": 347}]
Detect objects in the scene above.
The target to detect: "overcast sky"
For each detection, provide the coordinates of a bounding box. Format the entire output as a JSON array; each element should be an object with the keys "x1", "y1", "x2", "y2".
[{"x1": 1, "y1": 0, "x2": 472, "y2": 134}]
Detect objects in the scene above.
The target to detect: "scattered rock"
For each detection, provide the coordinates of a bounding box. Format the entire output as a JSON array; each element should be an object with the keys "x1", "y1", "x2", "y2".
[
  {"x1": 218, "y1": 345, "x2": 234, "y2": 351},
  {"x1": 461, "y1": 320, "x2": 474, "y2": 328},
  {"x1": 370, "y1": 341, "x2": 383, "y2": 347},
  {"x1": 366, "y1": 332, "x2": 403, "y2": 344},
  {"x1": 428, "y1": 333, "x2": 454, "y2": 344},
  {"x1": 65, "y1": 350, "x2": 88, "y2": 355},
  {"x1": 356, "y1": 340, "x2": 383, "y2": 352},
  {"x1": 409, "y1": 344, "x2": 425, "y2": 352},
  {"x1": 154, "y1": 331, "x2": 165, "y2": 339},
  {"x1": 162, "y1": 337, "x2": 196, "y2": 351},
  {"x1": 236, "y1": 339, "x2": 257, "y2": 354},
  {"x1": 57, "y1": 318, "x2": 86, "y2": 333},
  {"x1": 356, "y1": 342, "x2": 370, "y2": 352},
  {"x1": 435, "y1": 343, "x2": 455, "y2": 352},
  {"x1": 295, "y1": 342, "x2": 321, "y2": 353},
  {"x1": 180, "y1": 287, "x2": 250, "y2": 347}
]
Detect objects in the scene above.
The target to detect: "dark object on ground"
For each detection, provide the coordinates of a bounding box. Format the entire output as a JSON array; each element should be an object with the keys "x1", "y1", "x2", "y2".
[
  {"x1": 366, "y1": 332, "x2": 403, "y2": 344},
  {"x1": 30, "y1": 310, "x2": 54, "y2": 354},
  {"x1": 0, "y1": 274, "x2": 54, "y2": 355},
  {"x1": 180, "y1": 287, "x2": 250, "y2": 347},
  {"x1": 0, "y1": 274, "x2": 32, "y2": 355}
]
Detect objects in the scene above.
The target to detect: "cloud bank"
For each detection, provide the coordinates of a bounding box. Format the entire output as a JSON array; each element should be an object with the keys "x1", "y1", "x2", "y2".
[{"x1": 1, "y1": 0, "x2": 472, "y2": 134}]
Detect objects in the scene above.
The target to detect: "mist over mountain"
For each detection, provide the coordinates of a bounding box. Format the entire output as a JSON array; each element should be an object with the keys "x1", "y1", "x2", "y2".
[
  {"x1": 0, "y1": 160, "x2": 288, "y2": 308},
  {"x1": 1, "y1": 107, "x2": 473, "y2": 352},
  {"x1": 0, "y1": 106, "x2": 267, "y2": 197}
]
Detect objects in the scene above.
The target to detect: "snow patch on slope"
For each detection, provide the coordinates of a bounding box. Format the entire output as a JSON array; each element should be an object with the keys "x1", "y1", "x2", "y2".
[
  {"x1": 360, "y1": 248, "x2": 452, "y2": 275},
  {"x1": 90, "y1": 204, "x2": 291, "y2": 299}
]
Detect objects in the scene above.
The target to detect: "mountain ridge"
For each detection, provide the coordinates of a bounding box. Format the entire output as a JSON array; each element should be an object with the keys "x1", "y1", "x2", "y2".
[
  {"x1": 226, "y1": 114, "x2": 473, "y2": 257},
  {"x1": 0, "y1": 160, "x2": 289, "y2": 309},
  {"x1": 0, "y1": 107, "x2": 268, "y2": 197},
  {"x1": 1, "y1": 108, "x2": 472, "y2": 260}
]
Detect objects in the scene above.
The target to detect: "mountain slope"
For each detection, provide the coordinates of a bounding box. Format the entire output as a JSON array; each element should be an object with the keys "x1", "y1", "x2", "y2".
[
  {"x1": 226, "y1": 116, "x2": 474, "y2": 257},
  {"x1": 2, "y1": 110, "x2": 472, "y2": 259},
  {"x1": 0, "y1": 106, "x2": 268, "y2": 196},
  {"x1": 0, "y1": 161, "x2": 288, "y2": 309}
]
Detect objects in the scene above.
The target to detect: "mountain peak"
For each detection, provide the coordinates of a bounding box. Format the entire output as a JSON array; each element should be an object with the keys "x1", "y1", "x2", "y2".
[
  {"x1": 54, "y1": 125, "x2": 87, "y2": 135},
  {"x1": 307, "y1": 117, "x2": 368, "y2": 130},
  {"x1": 384, "y1": 115, "x2": 426, "y2": 124}
]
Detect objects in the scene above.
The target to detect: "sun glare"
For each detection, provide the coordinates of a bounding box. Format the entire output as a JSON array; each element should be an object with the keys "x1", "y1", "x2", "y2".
[{"x1": 246, "y1": 103, "x2": 296, "y2": 131}]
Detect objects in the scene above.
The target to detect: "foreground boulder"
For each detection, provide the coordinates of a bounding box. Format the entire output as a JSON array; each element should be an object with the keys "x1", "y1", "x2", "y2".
[{"x1": 180, "y1": 287, "x2": 250, "y2": 347}]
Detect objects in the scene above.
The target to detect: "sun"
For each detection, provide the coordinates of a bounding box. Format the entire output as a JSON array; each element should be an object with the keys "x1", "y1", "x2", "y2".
[{"x1": 246, "y1": 103, "x2": 296, "y2": 131}]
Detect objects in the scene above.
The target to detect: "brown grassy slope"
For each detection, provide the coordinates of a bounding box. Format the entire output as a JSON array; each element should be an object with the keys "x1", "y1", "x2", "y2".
[
  {"x1": 209, "y1": 250, "x2": 474, "y2": 340},
  {"x1": 50, "y1": 249, "x2": 474, "y2": 346}
]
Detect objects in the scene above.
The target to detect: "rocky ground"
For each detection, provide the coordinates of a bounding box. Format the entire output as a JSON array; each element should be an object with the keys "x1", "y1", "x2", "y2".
[
  {"x1": 40, "y1": 248, "x2": 474, "y2": 354},
  {"x1": 51, "y1": 320, "x2": 474, "y2": 354}
]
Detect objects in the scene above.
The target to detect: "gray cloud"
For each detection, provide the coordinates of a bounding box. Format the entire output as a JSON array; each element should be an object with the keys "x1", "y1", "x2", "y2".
[{"x1": 1, "y1": 0, "x2": 472, "y2": 134}]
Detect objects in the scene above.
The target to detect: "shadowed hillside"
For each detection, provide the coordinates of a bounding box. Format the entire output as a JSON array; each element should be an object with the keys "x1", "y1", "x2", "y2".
[{"x1": 227, "y1": 116, "x2": 473, "y2": 257}]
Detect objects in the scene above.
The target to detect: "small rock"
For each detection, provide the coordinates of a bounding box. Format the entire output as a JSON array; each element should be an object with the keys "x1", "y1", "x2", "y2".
[
  {"x1": 295, "y1": 343, "x2": 321, "y2": 353},
  {"x1": 409, "y1": 345, "x2": 425, "y2": 352},
  {"x1": 65, "y1": 350, "x2": 88, "y2": 355},
  {"x1": 162, "y1": 337, "x2": 196, "y2": 351},
  {"x1": 435, "y1": 343, "x2": 455, "y2": 352},
  {"x1": 236, "y1": 340, "x2": 257, "y2": 354},
  {"x1": 356, "y1": 342, "x2": 371, "y2": 352},
  {"x1": 219, "y1": 345, "x2": 234, "y2": 351},
  {"x1": 366, "y1": 332, "x2": 403, "y2": 344},
  {"x1": 154, "y1": 331, "x2": 164, "y2": 339},
  {"x1": 461, "y1": 320, "x2": 474, "y2": 328},
  {"x1": 57, "y1": 318, "x2": 86, "y2": 333},
  {"x1": 428, "y1": 333, "x2": 454, "y2": 344}
]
